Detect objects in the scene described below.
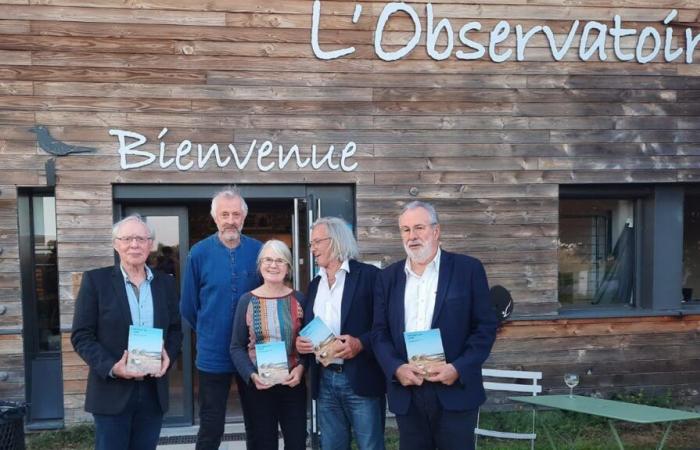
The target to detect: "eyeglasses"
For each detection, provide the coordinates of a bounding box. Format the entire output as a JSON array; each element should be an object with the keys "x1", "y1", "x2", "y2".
[
  {"x1": 115, "y1": 236, "x2": 152, "y2": 244},
  {"x1": 309, "y1": 237, "x2": 331, "y2": 248},
  {"x1": 399, "y1": 223, "x2": 436, "y2": 235},
  {"x1": 261, "y1": 257, "x2": 287, "y2": 267}
]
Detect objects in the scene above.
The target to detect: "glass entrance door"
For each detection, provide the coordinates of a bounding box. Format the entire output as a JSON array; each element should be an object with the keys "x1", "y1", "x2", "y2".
[{"x1": 123, "y1": 206, "x2": 193, "y2": 426}]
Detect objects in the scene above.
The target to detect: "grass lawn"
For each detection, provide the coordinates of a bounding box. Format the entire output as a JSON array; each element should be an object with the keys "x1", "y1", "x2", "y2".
[
  {"x1": 463, "y1": 410, "x2": 699, "y2": 450},
  {"x1": 26, "y1": 424, "x2": 94, "y2": 450},
  {"x1": 25, "y1": 411, "x2": 699, "y2": 449}
]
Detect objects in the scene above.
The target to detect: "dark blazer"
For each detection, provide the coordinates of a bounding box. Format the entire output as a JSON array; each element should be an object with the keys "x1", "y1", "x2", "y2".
[
  {"x1": 71, "y1": 266, "x2": 183, "y2": 415},
  {"x1": 372, "y1": 250, "x2": 498, "y2": 415},
  {"x1": 304, "y1": 259, "x2": 385, "y2": 399}
]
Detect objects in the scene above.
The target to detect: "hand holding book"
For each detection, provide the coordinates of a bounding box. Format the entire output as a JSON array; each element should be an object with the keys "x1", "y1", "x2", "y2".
[
  {"x1": 111, "y1": 350, "x2": 139, "y2": 379},
  {"x1": 153, "y1": 348, "x2": 170, "y2": 378},
  {"x1": 255, "y1": 341, "x2": 289, "y2": 386},
  {"x1": 424, "y1": 362, "x2": 459, "y2": 385},
  {"x1": 251, "y1": 373, "x2": 274, "y2": 390},
  {"x1": 298, "y1": 316, "x2": 337, "y2": 366},
  {"x1": 126, "y1": 326, "x2": 164, "y2": 377},
  {"x1": 404, "y1": 329, "x2": 446, "y2": 378},
  {"x1": 394, "y1": 363, "x2": 425, "y2": 387},
  {"x1": 333, "y1": 335, "x2": 363, "y2": 359},
  {"x1": 280, "y1": 365, "x2": 305, "y2": 387}
]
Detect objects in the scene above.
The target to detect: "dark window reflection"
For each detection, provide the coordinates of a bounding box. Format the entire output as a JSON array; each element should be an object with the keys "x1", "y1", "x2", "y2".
[
  {"x1": 559, "y1": 199, "x2": 635, "y2": 307},
  {"x1": 32, "y1": 196, "x2": 60, "y2": 352},
  {"x1": 683, "y1": 195, "x2": 700, "y2": 303}
]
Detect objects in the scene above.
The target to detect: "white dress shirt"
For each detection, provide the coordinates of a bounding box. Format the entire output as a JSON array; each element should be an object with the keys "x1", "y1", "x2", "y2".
[
  {"x1": 404, "y1": 248, "x2": 441, "y2": 332},
  {"x1": 314, "y1": 260, "x2": 350, "y2": 364}
]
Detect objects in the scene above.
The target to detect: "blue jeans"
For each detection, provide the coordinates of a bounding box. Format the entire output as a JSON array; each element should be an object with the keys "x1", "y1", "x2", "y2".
[
  {"x1": 318, "y1": 368, "x2": 385, "y2": 450},
  {"x1": 93, "y1": 380, "x2": 163, "y2": 450}
]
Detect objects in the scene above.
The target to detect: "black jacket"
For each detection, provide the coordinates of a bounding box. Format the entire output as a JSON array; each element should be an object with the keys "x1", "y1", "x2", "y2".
[
  {"x1": 71, "y1": 266, "x2": 183, "y2": 414},
  {"x1": 305, "y1": 259, "x2": 385, "y2": 398}
]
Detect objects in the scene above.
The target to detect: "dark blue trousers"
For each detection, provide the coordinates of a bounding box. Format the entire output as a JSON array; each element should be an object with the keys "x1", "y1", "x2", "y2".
[
  {"x1": 395, "y1": 382, "x2": 478, "y2": 450},
  {"x1": 196, "y1": 371, "x2": 255, "y2": 450},
  {"x1": 93, "y1": 379, "x2": 163, "y2": 450}
]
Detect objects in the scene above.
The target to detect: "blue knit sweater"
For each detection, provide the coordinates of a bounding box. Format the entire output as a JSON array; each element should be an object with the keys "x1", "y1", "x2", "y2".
[{"x1": 181, "y1": 233, "x2": 262, "y2": 373}]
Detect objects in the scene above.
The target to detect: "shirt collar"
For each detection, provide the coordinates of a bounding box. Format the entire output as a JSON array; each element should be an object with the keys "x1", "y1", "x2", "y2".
[
  {"x1": 120, "y1": 264, "x2": 153, "y2": 284},
  {"x1": 404, "y1": 247, "x2": 441, "y2": 278},
  {"x1": 319, "y1": 259, "x2": 350, "y2": 280}
]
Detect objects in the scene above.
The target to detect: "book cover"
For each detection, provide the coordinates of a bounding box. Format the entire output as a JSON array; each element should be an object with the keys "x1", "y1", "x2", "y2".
[
  {"x1": 255, "y1": 341, "x2": 289, "y2": 385},
  {"x1": 404, "y1": 329, "x2": 446, "y2": 376},
  {"x1": 299, "y1": 316, "x2": 336, "y2": 366},
  {"x1": 127, "y1": 326, "x2": 163, "y2": 375}
]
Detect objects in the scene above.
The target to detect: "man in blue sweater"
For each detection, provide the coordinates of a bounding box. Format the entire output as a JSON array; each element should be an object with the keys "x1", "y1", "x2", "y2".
[{"x1": 181, "y1": 187, "x2": 262, "y2": 450}]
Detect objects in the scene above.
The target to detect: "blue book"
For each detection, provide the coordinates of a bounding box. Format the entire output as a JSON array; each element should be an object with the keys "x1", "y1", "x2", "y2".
[
  {"x1": 255, "y1": 341, "x2": 289, "y2": 385},
  {"x1": 404, "y1": 329, "x2": 446, "y2": 376},
  {"x1": 127, "y1": 326, "x2": 163, "y2": 375},
  {"x1": 299, "y1": 316, "x2": 336, "y2": 366}
]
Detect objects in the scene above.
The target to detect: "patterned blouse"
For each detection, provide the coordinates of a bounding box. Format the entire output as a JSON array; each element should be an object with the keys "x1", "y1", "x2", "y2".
[{"x1": 230, "y1": 290, "x2": 305, "y2": 382}]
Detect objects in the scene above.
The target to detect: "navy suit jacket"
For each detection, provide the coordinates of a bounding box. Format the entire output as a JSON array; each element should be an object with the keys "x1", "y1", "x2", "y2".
[
  {"x1": 372, "y1": 250, "x2": 498, "y2": 415},
  {"x1": 71, "y1": 266, "x2": 183, "y2": 415},
  {"x1": 304, "y1": 259, "x2": 385, "y2": 399}
]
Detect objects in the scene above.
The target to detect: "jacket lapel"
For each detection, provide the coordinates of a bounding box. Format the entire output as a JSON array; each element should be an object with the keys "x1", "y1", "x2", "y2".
[
  {"x1": 339, "y1": 261, "x2": 358, "y2": 332},
  {"x1": 393, "y1": 263, "x2": 407, "y2": 336},
  {"x1": 151, "y1": 272, "x2": 166, "y2": 330},
  {"x1": 306, "y1": 276, "x2": 320, "y2": 324},
  {"x1": 112, "y1": 266, "x2": 133, "y2": 327},
  {"x1": 431, "y1": 250, "x2": 452, "y2": 328}
]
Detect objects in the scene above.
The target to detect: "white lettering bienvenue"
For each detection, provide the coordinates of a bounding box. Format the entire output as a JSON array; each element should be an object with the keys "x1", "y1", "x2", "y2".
[{"x1": 110, "y1": 129, "x2": 358, "y2": 172}]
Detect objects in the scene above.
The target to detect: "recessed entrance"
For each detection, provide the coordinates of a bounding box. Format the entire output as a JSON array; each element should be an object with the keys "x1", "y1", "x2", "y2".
[{"x1": 116, "y1": 184, "x2": 354, "y2": 426}]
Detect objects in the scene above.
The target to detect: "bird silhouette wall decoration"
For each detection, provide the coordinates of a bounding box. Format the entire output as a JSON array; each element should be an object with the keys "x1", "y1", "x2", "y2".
[{"x1": 29, "y1": 125, "x2": 97, "y2": 156}]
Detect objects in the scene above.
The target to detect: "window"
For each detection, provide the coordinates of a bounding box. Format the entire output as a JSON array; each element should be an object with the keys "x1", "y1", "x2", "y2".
[
  {"x1": 559, "y1": 185, "x2": 700, "y2": 315},
  {"x1": 683, "y1": 192, "x2": 700, "y2": 304},
  {"x1": 19, "y1": 189, "x2": 63, "y2": 423},
  {"x1": 32, "y1": 196, "x2": 59, "y2": 351},
  {"x1": 20, "y1": 194, "x2": 60, "y2": 352},
  {"x1": 559, "y1": 198, "x2": 636, "y2": 309}
]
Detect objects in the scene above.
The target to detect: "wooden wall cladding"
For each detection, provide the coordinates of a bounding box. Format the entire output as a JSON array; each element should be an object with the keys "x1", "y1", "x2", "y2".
[
  {"x1": 0, "y1": 185, "x2": 24, "y2": 401},
  {"x1": 489, "y1": 316, "x2": 700, "y2": 405},
  {"x1": 0, "y1": 0, "x2": 699, "y2": 419}
]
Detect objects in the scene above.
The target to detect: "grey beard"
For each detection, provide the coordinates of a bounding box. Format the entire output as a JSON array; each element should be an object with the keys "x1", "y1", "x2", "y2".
[
  {"x1": 404, "y1": 242, "x2": 432, "y2": 264},
  {"x1": 222, "y1": 228, "x2": 240, "y2": 241}
]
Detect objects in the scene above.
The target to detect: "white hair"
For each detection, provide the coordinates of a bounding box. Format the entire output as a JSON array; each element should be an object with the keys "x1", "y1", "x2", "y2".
[
  {"x1": 400, "y1": 201, "x2": 439, "y2": 225},
  {"x1": 257, "y1": 239, "x2": 293, "y2": 282},
  {"x1": 312, "y1": 217, "x2": 359, "y2": 262},
  {"x1": 211, "y1": 186, "x2": 248, "y2": 219},
  {"x1": 112, "y1": 214, "x2": 155, "y2": 240}
]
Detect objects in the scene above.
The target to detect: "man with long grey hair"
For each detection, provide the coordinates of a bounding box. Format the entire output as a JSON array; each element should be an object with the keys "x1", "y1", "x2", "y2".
[
  {"x1": 296, "y1": 217, "x2": 385, "y2": 450},
  {"x1": 181, "y1": 187, "x2": 262, "y2": 450}
]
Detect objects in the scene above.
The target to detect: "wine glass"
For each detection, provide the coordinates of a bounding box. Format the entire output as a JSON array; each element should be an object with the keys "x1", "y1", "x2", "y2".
[{"x1": 564, "y1": 373, "x2": 579, "y2": 398}]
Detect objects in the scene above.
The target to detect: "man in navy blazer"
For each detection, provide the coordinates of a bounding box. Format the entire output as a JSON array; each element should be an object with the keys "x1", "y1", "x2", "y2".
[
  {"x1": 296, "y1": 217, "x2": 385, "y2": 450},
  {"x1": 72, "y1": 215, "x2": 182, "y2": 450},
  {"x1": 372, "y1": 201, "x2": 498, "y2": 450}
]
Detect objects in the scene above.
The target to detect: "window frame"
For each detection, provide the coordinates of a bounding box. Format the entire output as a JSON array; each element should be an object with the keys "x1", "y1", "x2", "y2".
[
  {"x1": 18, "y1": 187, "x2": 65, "y2": 425},
  {"x1": 555, "y1": 184, "x2": 700, "y2": 319}
]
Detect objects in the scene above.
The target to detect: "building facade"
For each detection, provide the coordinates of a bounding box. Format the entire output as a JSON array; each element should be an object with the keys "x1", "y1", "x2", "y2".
[{"x1": 0, "y1": 0, "x2": 699, "y2": 427}]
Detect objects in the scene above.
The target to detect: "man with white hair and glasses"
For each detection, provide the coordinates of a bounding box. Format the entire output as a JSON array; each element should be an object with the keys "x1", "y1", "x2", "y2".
[
  {"x1": 72, "y1": 215, "x2": 182, "y2": 450},
  {"x1": 296, "y1": 217, "x2": 386, "y2": 450}
]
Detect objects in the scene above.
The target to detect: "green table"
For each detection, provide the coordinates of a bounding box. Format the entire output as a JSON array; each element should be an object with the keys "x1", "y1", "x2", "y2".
[{"x1": 510, "y1": 395, "x2": 700, "y2": 450}]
